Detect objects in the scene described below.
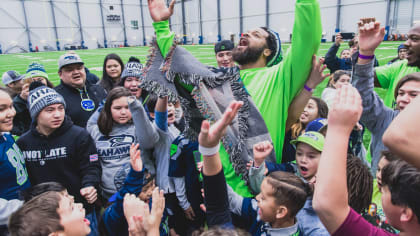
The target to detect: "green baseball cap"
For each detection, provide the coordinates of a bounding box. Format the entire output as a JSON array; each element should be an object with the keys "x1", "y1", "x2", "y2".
[{"x1": 290, "y1": 131, "x2": 324, "y2": 152}]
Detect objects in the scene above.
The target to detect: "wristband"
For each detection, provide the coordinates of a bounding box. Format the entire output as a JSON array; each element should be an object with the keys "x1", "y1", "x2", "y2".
[
  {"x1": 358, "y1": 53, "x2": 374, "y2": 60},
  {"x1": 304, "y1": 84, "x2": 313, "y2": 93},
  {"x1": 199, "y1": 143, "x2": 220, "y2": 156}
]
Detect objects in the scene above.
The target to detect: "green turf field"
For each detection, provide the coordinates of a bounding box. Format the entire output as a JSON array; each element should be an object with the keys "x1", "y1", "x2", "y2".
[
  {"x1": 0, "y1": 41, "x2": 405, "y2": 149},
  {"x1": 0, "y1": 41, "x2": 404, "y2": 88}
]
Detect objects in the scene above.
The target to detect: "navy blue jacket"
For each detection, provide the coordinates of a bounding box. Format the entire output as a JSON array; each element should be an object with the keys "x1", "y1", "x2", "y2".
[
  {"x1": 55, "y1": 80, "x2": 106, "y2": 128},
  {"x1": 325, "y1": 44, "x2": 352, "y2": 73}
]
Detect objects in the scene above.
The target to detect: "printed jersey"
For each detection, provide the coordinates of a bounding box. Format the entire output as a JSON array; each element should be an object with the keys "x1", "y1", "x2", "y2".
[{"x1": 0, "y1": 133, "x2": 30, "y2": 200}]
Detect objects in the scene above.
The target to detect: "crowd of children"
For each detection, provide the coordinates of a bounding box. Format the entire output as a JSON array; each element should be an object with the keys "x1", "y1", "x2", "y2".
[{"x1": 0, "y1": 0, "x2": 420, "y2": 235}]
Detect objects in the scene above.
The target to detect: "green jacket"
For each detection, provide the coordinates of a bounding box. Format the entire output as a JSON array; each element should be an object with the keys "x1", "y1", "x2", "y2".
[{"x1": 152, "y1": 0, "x2": 321, "y2": 197}]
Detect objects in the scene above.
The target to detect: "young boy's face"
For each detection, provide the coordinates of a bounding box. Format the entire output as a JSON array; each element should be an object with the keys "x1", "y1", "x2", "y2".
[
  {"x1": 57, "y1": 194, "x2": 91, "y2": 236},
  {"x1": 296, "y1": 143, "x2": 321, "y2": 181},
  {"x1": 381, "y1": 186, "x2": 403, "y2": 230},
  {"x1": 124, "y1": 77, "x2": 142, "y2": 98},
  {"x1": 167, "y1": 103, "x2": 176, "y2": 125},
  {"x1": 256, "y1": 178, "x2": 282, "y2": 224},
  {"x1": 37, "y1": 103, "x2": 65, "y2": 131},
  {"x1": 376, "y1": 156, "x2": 390, "y2": 191}
]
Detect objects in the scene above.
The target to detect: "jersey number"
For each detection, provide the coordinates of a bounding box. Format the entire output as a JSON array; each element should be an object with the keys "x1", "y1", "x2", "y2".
[{"x1": 7, "y1": 143, "x2": 28, "y2": 185}]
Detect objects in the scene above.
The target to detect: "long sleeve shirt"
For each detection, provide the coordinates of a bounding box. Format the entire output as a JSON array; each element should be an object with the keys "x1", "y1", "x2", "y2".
[{"x1": 152, "y1": 0, "x2": 322, "y2": 197}]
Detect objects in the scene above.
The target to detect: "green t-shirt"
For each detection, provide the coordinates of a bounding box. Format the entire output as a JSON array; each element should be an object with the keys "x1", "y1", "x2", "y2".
[
  {"x1": 152, "y1": 0, "x2": 321, "y2": 197},
  {"x1": 375, "y1": 59, "x2": 420, "y2": 108}
]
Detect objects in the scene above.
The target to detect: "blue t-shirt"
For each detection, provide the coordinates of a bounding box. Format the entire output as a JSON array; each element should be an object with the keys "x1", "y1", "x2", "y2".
[{"x1": 0, "y1": 133, "x2": 30, "y2": 200}]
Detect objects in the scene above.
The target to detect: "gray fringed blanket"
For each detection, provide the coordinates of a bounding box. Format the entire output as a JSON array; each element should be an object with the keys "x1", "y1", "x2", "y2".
[{"x1": 140, "y1": 40, "x2": 276, "y2": 186}]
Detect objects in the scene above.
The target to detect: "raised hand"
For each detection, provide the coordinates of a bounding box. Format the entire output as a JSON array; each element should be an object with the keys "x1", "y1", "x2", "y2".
[
  {"x1": 198, "y1": 101, "x2": 243, "y2": 149},
  {"x1": 148, "y1": 0, "x2": 175, "y2": 22},
  {"x1": 306, "y1": 55, "x2": 330, "y2": 90},
  {"x1": 253, "y1": 141, "x2": 273, "y2": 167},
  {"x1": 335, "y1": 33, "x2": 343, "y2": 46},
  {"x1": 142, "y1": 188, "x2": 165, "y2": 232},
  {"x1": 357, "y1": 17, "x2": 385, "y2": 55},
  {"x1": 328, "y1": 85, "x2": 363, "y2": 134},
  {"x1": 123, "y1": 194, "x2": 147, "y2": 236},
  {"x1": 130, "y1": 143, "x2": 143, "y2": 172},
  {"x1": 20, "y1": 83, "x2": 30, "y2": 100},
  {"x1": 127, "y1": 216, "x2": 146, "y2": 236}
]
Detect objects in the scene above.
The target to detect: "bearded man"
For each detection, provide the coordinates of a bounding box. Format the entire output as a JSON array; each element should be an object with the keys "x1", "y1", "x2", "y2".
[{"x1": 144, "y1": 0, "x2": 322, "y2": 197}]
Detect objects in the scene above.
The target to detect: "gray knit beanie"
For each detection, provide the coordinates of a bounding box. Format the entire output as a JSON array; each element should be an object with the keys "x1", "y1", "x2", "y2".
[
  {"x1": 120, "y1": 57, "x2": 143, "y2": 80},
  {"x1": 28, "y1": 83, "x2": 66, "y2": 120}
]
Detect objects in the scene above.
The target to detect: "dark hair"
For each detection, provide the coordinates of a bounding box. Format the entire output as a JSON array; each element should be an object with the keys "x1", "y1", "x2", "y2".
[
  {"x1": 382, "y1": 159, "x2": 420, "y2": 224},
  {"x1": 9, "y1": 191, "x2": 63, "y2": 236},
  {"x1": 346, "y1": 154, "x2": 373, "y2": 213},
  {"x1": 98, "y1": 87, "x2": 132, "y2": 136},
  {"x1": 260, "y1": 27, "x2": 277, "y2": 66},
  {"x1": 394, "y1": 72, "x2": 420, "y2": 99},
  {"x1": 380, "y1": 150, "x2": 399, "y2": 163},
  {"x1": 265, "y1": 171, "x2": 311, "y2": 218},
  {"x1": 100, "y1": 53, "x2": 124, "y2": 93},
  {"x1": 332, "y1": 70, "x2": 351, "y2": 83},
  {"x1": 145, "y1": 94, "x2": 158, "y2": 114},
  {"x1": 291, "y1": 97, "x2": 329, "y2": 139},
  {"x1": 22, "y1": 182, "x2": 66, "y2": 202}
]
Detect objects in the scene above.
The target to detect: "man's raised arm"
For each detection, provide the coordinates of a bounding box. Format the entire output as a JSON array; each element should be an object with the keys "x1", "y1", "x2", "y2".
[{"x1": 148, "y1": 0, "x2": 176, "y2": 56}]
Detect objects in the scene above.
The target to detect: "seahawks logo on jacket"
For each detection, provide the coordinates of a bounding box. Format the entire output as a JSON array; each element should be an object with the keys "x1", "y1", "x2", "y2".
[
  {"x1": 96, "y1": 135, "x2": 135, "y2": 160},
  {"x1": 97, "y1": 135, "x2": 135, "y2": 147}
]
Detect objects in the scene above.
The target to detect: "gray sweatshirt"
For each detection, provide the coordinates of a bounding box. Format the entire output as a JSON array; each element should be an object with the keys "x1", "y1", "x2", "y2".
[
  {"x1": 128, "y1": 98, "x2": 179, "y2": 194},
  {"x1": 352, "y1": 60, "x2": 399, "y2": 175},
  {"x1": 87, "y1": 109, "x2": 136, "y2": 200}
]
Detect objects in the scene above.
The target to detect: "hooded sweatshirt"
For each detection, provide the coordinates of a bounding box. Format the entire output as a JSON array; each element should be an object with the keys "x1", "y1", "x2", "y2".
[
  {"x1": 87, "y1": 109, "x2": 135, "y2": 200},
  {"x1": 16, "y1": 116, "x2": 101, "y2": 213}
]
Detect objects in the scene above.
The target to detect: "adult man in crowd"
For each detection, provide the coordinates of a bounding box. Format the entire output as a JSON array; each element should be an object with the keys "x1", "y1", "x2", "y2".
[
  {"x1": 214, "y1": 40, "x2": 235, "y2": 68},
  {"x1": 2, "y1": 70, "x2": 24, "y2": 98},
  {"x1": 55, "y1": 52, "x2": 107, "y2": 127},
  {"x1": 148, "y1": 0, "x2": 321, "y2": 197},
  {"x1": 374, "y1": 24, "x2": 420, "y2": 108}
]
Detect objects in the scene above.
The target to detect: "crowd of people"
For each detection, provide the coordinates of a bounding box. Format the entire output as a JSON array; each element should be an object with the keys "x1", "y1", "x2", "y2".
[{"x1": 0, "y1": 0, "x2": 420, "y2": 235}]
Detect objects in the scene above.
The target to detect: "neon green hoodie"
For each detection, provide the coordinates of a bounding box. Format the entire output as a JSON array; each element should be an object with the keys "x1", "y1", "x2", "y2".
[{"x1": 152, "y1": 0, "x2": 322, "y2": 197}]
